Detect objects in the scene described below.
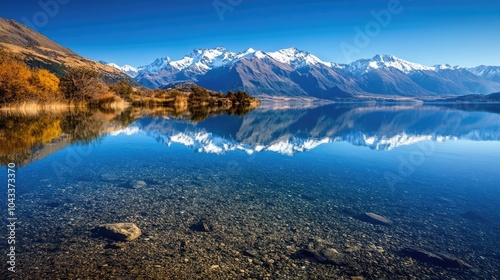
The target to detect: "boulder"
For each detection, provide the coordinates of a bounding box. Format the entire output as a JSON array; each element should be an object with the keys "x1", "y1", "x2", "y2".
[{"x1": 95, "y1": 223, "x2": 142, "y2": 241}]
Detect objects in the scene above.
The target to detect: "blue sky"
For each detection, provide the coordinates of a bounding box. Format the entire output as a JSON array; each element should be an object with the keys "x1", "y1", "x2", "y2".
[{"x1": 1, "y1": 0, "x2": 499, "y2": 67}]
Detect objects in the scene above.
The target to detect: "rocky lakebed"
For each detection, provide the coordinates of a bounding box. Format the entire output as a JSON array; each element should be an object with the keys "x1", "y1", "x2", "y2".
[{"x1": 2, "y1": 165, "x2": 499, "y2": 280}]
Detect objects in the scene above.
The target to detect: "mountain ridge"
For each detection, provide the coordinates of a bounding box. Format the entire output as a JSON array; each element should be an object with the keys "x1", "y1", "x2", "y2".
[
  {"x1": 110, "y1": 47, "x2": 500, "y2": 99},
  {"x1": 2, "y1": 17, "x2": 499, "y2": 100}
]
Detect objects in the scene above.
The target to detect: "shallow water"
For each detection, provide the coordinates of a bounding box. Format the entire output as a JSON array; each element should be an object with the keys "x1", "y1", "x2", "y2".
[{"x1": 1, "y1": 104, "x2": 499, "y2": 279}]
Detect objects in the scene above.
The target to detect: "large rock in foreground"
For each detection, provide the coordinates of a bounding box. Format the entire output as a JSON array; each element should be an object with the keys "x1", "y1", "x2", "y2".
[{"x1": 95, "y1": 223, "x2": 142, "y2": 241}]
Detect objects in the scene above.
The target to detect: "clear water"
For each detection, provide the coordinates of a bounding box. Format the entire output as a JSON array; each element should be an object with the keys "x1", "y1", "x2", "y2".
[{"x1": 1, "y1": 104, "x2": 499, "y2": 279}]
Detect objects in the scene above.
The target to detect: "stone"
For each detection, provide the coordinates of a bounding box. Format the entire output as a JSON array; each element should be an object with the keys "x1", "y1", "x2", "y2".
[
  {"x1": 362, "y1": 212, "x2": 393, "y2": 226},
  {"x1": 189, "y1": 218, "x2": 215, "y2": 232},
  {"x1": 402, "y1": 247, "x2": 472, "y2": 269},
  {"x1": 130, "y1": 180, "x2": 147, "y2": 189},
  {"x1": 291, "y1": 239, "x2": 345, "y2": 265},
  {"x1": 101, "y1": 173, "x2": 120, "y2": 182},
  {"x1": 95, "y1": 223, "x2": 142, "y2": 241},
  {"x1": 243, "y1": 249, "x2": 260, "y2": 258}
]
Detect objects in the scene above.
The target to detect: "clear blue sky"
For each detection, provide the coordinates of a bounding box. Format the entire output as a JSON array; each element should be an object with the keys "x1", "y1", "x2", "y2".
[{"x1": 1, "y1": 0, "x2": 499, "y2": 67}]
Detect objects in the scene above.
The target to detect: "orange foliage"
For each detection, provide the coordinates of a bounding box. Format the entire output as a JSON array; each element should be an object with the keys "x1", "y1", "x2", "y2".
[
  {"x1": 0, "y1": 52, "x2": 33, "y2": 103},
  {"x1": 0, "y1": 49, "x2": 62, "y2": 104},
  {"x1": 29, "y1": 69, "x2": 61, "y2": 100}
]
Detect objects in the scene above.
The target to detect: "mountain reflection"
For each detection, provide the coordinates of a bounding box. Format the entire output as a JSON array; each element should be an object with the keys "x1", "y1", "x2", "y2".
[
  {"x1": 124, "y1": 104, "x2": 500, "y2": 155},
  {"x1": 1, "y1": 104, "x2": 500, "y2": 166},
  {"x1": 0, "y1": 105, "x2": 257, "y2": 166}
]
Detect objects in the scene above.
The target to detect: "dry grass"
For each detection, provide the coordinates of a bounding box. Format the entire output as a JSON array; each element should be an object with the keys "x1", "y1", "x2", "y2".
[
  {"x1": 0, "y1": 42, "x2": 125, "y2": 76},
  {"x1": 0, "y1": 102, "x2": 75, "y2": 116}
]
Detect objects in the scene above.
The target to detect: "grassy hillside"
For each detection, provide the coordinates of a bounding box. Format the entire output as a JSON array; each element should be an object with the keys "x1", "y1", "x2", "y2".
[{"x1": 0, "y1": 18, "x2": 134, "y2": 84}]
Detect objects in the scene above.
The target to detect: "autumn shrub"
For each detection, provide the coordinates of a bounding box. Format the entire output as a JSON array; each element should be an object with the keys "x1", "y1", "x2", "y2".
[
  {"x1": 110, "y1": 80, "x2": 134, "y2": 98},
  {"x1": 29, "y1": 69, "x2": 62, "y2": 101},
  {"x1": 0, "y1": 50, "x2": 62, "y2": 104},
  {"x1": 0, "y1": 51, "x2": 33, "y2": 104}
]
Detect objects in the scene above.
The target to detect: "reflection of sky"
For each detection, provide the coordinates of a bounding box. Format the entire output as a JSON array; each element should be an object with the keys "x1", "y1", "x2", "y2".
[{"x1": 26, "y1": 130, "x2": 500, "y2": 194}]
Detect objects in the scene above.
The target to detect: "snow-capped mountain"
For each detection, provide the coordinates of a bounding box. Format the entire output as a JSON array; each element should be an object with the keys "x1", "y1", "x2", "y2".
[
  {"x1": 433, "y1": 64, "x2": 463, "y2": 71},
  {"x1": 267, "y1": 47, "x2": 333, "y2": 68},
  {"x1": 107, "y1": 47, "x2": 500, "y2": 98},
  {"x1": 468, "y1": 65, "x2": 500, "y2": 83},
  {"x1": 346, "y1": 54, "x2": 435, "y2": 76},
  {"x1": 138, "y1": 47, "x2": 266, "y2": 76},
  {"x1": 106, "y1": 63, "x2": 139, "y2": 78},
  {"x1": 137, "y1": 47, "x2": 333, "y2": 75}
]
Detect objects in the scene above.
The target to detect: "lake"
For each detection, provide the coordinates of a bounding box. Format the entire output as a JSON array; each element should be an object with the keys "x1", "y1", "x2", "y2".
[{"x1": 1, "y1": 103, "x2": 499, "y2": 279}]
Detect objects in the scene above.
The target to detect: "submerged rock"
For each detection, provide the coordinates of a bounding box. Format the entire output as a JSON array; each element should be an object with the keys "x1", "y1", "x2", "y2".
[
  {"x1": 130, "y1": 180, "x2": 147, "y2": 189},
  {"x1": 361, "y1": 212, "x2": 393, "y2": 226},
  {"x1": 119, "y1": 180, "x2": 148, "y2": 189},
  {"x1": 95, "y1": 223, "x2": 142, "y2": 241},
  {"x1": 189, "y1": 218, "x2": 215, "y2": 232},
  {"x1": 291, "y1": 239, "x2": 345, "y2": 265},
  {"x1": 243, "y1": 249, "x2": 260, "y2": 258},
  {"x1": 101, "y1": 173, "x2": 120, "y2": 182},
  {"x1": 402, "y1": 247, "x2": 472, "y2": 269}
]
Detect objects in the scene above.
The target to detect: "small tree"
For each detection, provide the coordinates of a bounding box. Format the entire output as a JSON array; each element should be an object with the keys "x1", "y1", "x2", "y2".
[
  {"x1": 60, "y1": 67, "x2": 107, "y2": 103},
  {"x1": 110, "y1": 80, "x2": 134, "y2": 98}
]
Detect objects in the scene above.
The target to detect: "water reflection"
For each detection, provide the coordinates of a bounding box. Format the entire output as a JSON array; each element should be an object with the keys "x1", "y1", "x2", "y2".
[
  {"x1": 129, "y1": 104, "x2": 500, "y2": 155},
  {"x1": 0, "y1": 104, "x2": 257, "y2": 166},
  {"x1": 1, "y1": 104, "x2": 499, "y2": 165}
]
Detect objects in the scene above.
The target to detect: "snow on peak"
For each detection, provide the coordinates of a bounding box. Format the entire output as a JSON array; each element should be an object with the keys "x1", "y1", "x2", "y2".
[
  {"x1": 347, "y1": 54, "x2": 434, "y2": 75},
  {"x1": 268, "y1": 47, "x2": 332, "y2": 68},
  {"x1": 139, "y1": 47, "x2": 338, "y2": 75},
  {"x1": 433, "y1": 64, "x2": 462, "y2": 71},
  {"x1": 467, "y1": 65, "x2": 500, "y2": 78},
  {"x1": 106, "y1": 63, "x2": 139, "y2": 78},
  {"x1": 146, "y1": 47, "x2": 240, "y2": 73}
]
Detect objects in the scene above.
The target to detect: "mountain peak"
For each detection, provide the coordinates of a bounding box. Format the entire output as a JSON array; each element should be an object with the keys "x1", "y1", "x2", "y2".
[
  {"x1": 268, "y1": 47, "x2": 332, "y2": 68},
  {"x1": 348, "y1": 54, "x2": 434, "y2": 75},
  {"x1": 372, "y1": 54, "x2": 398, "y2": 62},
  {"x1": 106, "y1": 63, "x2": 139, "y2": 78},
  {"x1": 192, "y1": 46, "x2": 228, "y2": 54},
  {"x1": 433, "y1": 64, "x2": 462, "y2": 71}
]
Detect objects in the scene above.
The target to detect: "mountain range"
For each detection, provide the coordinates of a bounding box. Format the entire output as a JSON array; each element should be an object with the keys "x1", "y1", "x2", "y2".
[
  {"x1": 110, "y1": 47, "x2": 500, "y2": 100},
  {"x1": 1, "y1": 17, "x2": 499, "y2": 100}
]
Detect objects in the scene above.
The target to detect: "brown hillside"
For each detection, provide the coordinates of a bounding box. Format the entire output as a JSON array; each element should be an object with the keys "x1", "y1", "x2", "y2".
[{"x1": 0, "y1": 18, "x2": 132, "y2": 83}]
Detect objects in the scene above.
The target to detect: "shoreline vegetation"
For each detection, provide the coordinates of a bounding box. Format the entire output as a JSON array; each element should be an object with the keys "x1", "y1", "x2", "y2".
[{"x1": 0, "y1": 48, "x2": 260, "y2": 112}]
